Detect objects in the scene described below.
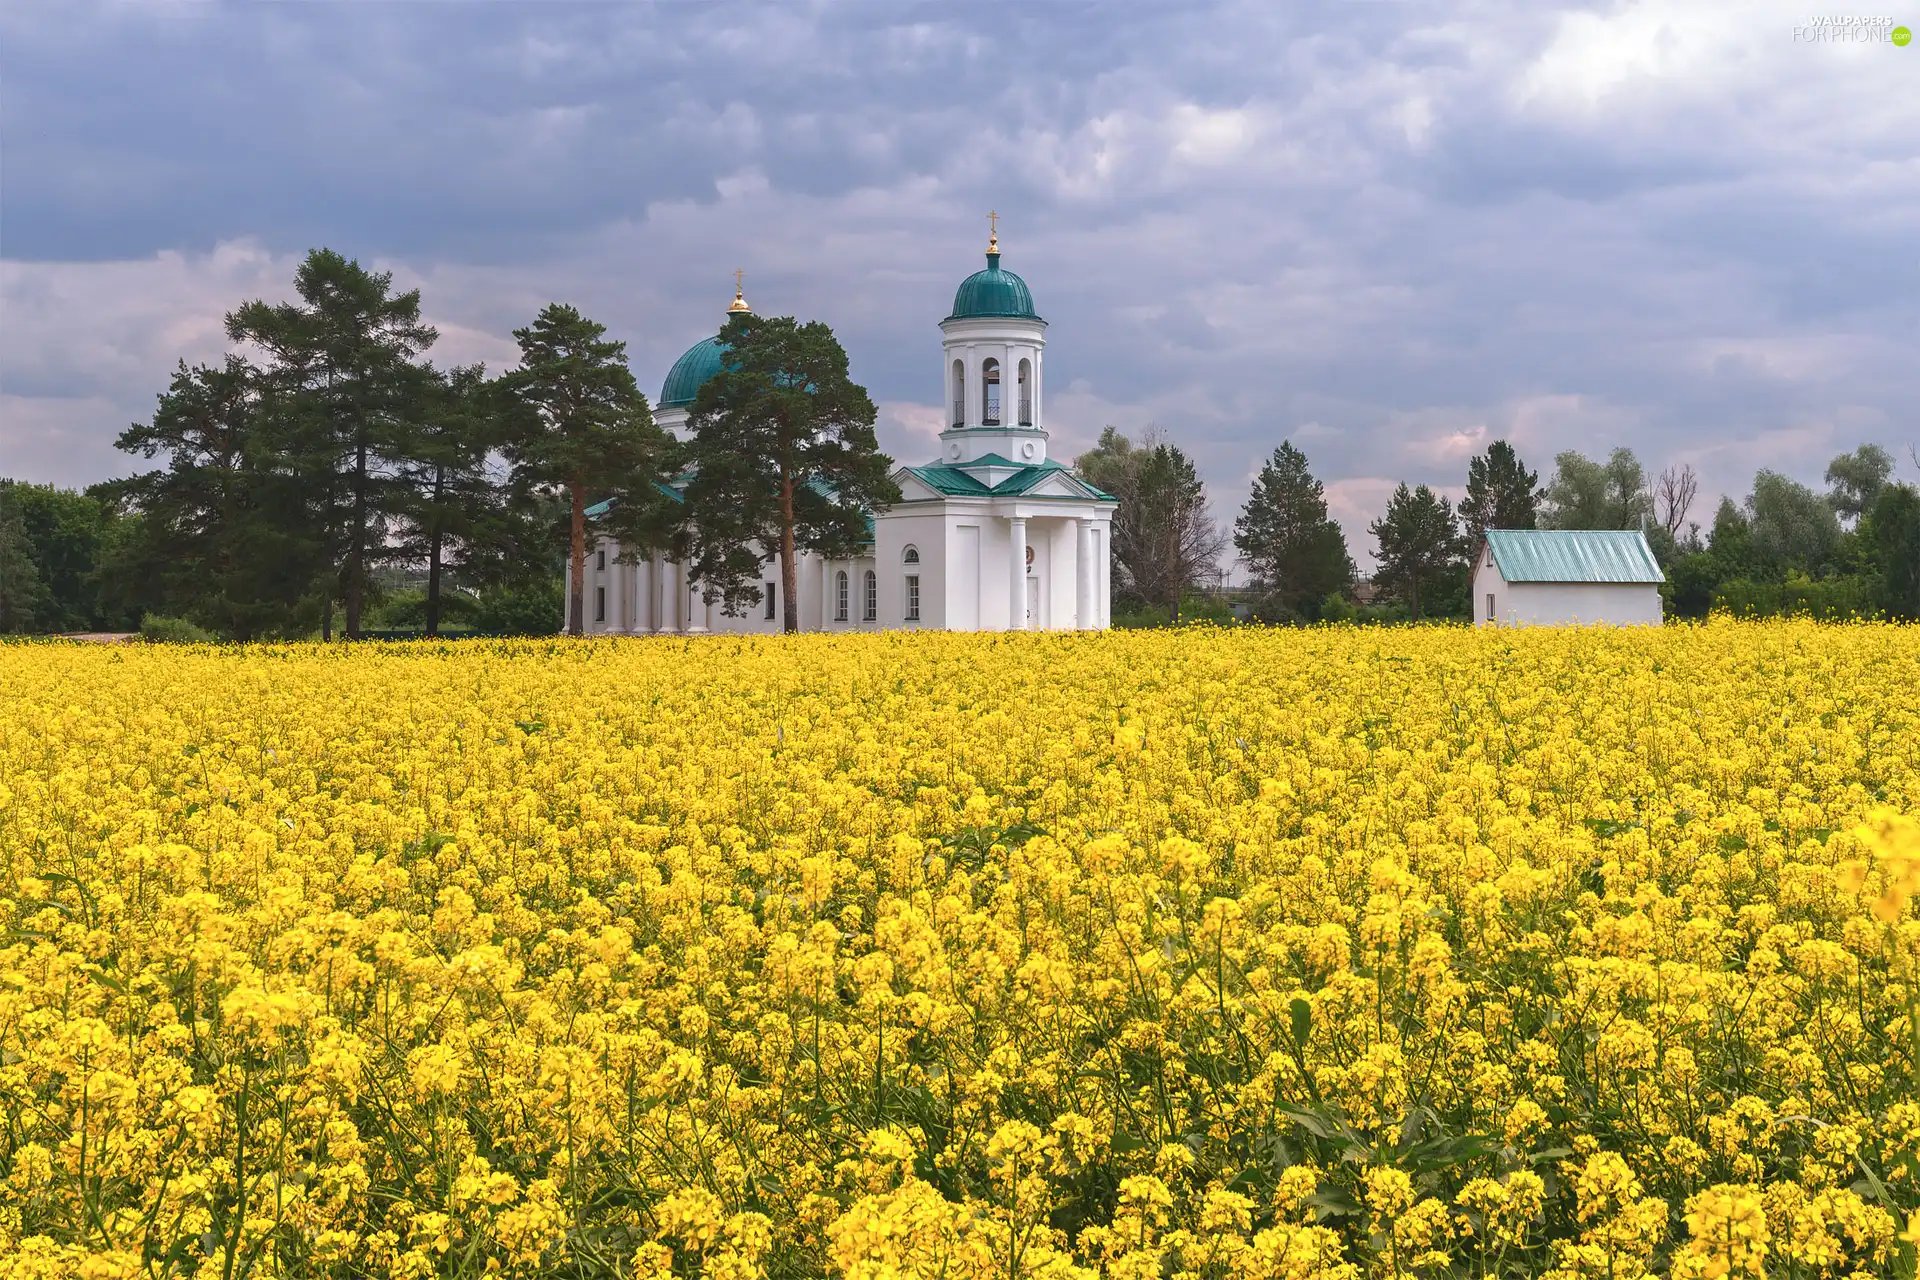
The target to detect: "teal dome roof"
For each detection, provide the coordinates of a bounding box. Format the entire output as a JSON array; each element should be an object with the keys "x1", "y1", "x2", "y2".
[
  {"x1": 946, "y1": 252, "x2": 1041, "y2": 322},
  {"x1": 659, "y1": 335, "x2": 730, "y2": 408}
]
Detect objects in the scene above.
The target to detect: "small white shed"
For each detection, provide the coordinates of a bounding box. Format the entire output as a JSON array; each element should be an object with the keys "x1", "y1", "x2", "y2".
[{"x1": 1472, "y1": 529, "x2": 1665, "y2": 627}]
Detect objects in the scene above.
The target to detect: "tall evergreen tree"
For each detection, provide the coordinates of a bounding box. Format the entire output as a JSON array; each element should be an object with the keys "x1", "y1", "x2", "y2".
[
  {"x1": 1541, "y1": 448, "x2": 1651, "y2": 530},
  {"x1": 1459, "y1": 440, "x2": 1541, "y2": 545},
  {"x1": 1075, "y1": 427, "x2": 1226, "y2": 619},
  {"x1": 392, "y1": 364, "x2": 512, "y2": 636},
  {"x1": 110, "y1": 356, "x2": 316, "y2": 638},
  {"x1": 501, "y1": 304, "x2": 668, "y2": 636},
  {"x1": 1369, "y1": 483, "x2": 1465, "y2": 619},
  {"x1": 227, "y1": 249, "x2": 437, "y2": 639},
  {"x1": 682, "y1": 312, "x2": 898, "y2": 632},
  {"x1": 0, "y1": 482, "x2": 52, "y2": 633},
  {"x1": 1233, "y1": 441, "x2": 1353, "y2": 621}
]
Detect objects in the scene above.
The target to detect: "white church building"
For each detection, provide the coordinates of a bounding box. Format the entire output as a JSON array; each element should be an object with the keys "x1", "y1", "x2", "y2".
[{"x1": 570, "y1": 232, "x2": 1117, "y2": 634}]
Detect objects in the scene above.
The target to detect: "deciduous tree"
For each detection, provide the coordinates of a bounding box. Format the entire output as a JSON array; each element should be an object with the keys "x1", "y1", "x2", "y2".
[
  {"x1": 1826, "y1": 444, "x2": 1895, "y2": 524},
  {"x1": 1076, "y1": 427, "x2": 1226, "y2": 619},
  {"x1": 1541, "y1": 448, "x2": 1651, "y2": 531}
]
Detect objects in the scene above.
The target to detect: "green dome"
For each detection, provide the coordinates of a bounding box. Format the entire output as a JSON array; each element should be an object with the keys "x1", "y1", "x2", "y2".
[
  {"x1": 660, "y1": 336, "x2": 730, "y2": 408},
  {"x1": 946, "y1": 252, "x2": 1041, "y2": 322}
]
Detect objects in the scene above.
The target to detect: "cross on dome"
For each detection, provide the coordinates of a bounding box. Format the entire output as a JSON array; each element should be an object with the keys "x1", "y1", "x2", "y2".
[{"x1": 728, "y1": 269, "x2": 751, "y2": 313}]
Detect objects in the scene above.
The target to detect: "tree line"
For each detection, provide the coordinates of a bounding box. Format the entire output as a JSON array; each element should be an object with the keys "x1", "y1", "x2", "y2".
[
  {"x1": 4, "y1": 246, "x2": 1915, "y2": 635},
  {"x1": 0, "y1": 248, "x2": 893, "y2": 638},
  {"x1": 1075, "y1": 431, "x2": 1920, "y2": 624}
]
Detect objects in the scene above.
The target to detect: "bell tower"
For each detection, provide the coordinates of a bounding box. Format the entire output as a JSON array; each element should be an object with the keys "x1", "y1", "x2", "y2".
[{"x1": 937, "y1": 214, "x2": 1048, "y2": 469}]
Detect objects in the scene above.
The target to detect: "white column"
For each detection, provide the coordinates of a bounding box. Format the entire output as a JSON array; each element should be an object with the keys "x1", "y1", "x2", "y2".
[
  {"x1": 1076, "y1": 517, "x2": 1095, "y2": 629},
  {"x1": 659, "y1": 560, "x2": 681, "y2": 633},
  {"x1": 1098, "y1": 527, "x2": 1110, "y2": 628},
  {"x1": 1008, "y1": 516, "x2": 1028, "y2": 631},
  {"x1": 636, "y1": 558, "x2": 653, "y2": 633},
  {"x1": 818, "y1": 555, "x2": 831, "y2": 631},
  {"x1": 608, "y1": 551, "x2": 626, "y2": 634}
]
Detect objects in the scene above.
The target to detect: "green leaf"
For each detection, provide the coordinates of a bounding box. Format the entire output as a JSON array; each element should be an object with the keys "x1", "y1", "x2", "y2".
[{"x1": 1290, "y1": 997, "x2": 1312, "y2": 1050}]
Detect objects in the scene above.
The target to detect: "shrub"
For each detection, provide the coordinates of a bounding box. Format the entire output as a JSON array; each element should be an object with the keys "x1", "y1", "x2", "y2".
[{"x1": 138, "y1": 613, "x2": 215, "y2": 643}]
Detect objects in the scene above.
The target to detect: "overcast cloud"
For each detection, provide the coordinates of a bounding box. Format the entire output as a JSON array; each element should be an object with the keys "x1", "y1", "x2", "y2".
[{"x1": 3, "y1": 0, "x2": 1916, "y2": 565}]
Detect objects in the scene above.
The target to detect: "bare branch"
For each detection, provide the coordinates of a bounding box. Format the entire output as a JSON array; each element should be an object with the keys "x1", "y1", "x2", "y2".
[{"x1": 1654, "y1": 464, "x2": 1699, "y2": 537}]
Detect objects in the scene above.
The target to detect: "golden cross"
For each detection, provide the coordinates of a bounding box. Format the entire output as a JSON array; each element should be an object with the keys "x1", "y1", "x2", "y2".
[
  {"x1": 988, "y1": 210, "x2": 998, "y2": 238},
  {"x1": 734, "y1": 267, "x2": 744, "y2": 293}
]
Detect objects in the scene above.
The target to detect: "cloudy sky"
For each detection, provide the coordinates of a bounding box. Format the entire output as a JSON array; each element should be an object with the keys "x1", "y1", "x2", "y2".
[{"x1": 4, "y1": 0, "x2": 1916, "y2": 564}]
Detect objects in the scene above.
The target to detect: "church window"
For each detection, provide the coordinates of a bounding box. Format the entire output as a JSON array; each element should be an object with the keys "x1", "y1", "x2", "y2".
[
  {"x1": 906, "y1": 575, "x2": 920, "y2": 621},
  {"x1": 596, "y1": 548, "x2": 606, "y2": 571},
  {"x1": 595, "y1": 586, "x2": 606, "y2": 622},
  {"x1": 1486, "y1": 592, "x2": 1497, "y2": 623},
  {"x1": 903, "y1": 545, "x2": 919, "y2": 565},
  {"x1": 951, "y1": 359, "x2": 965, "y2": 427},
  {"x1": 863, "y1": 570, "x2": 877, "y2": 621},
  {"x1": 764, "y1": 582, "x2": 777, "y2": 620},
  {"x1": 1017, "y1": 359, "x2": 1032, "y2": 425},
  {"x1": 981, "y1": 359, "x2": 1001, "y2": 426},
  {"x1": 835, "y1": 570, "x2": 849, "y2": 621}
]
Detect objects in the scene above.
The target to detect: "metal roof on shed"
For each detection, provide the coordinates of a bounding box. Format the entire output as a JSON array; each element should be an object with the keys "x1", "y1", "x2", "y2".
[{"x1": 1484, "y1": 529, "x2": 1664, "y2": 584}]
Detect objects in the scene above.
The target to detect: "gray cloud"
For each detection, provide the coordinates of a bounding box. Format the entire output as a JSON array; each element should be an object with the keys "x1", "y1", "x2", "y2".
[{"x1": 4, "y1": 0, "x2": 1916, "y2": 565}]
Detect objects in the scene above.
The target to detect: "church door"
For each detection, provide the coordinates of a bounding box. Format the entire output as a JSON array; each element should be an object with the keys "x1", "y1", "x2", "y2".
[{"x1": 1026, "y1": 576, "x2": 1041, "y2": 629}]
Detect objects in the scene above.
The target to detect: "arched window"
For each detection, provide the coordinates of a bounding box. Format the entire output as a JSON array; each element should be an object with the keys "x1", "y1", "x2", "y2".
[
  {"x1": 835, "y1": 570, "x2": 849, "y2": 621},
  {"x1": 863, "y1": 570, "x2": 877, "y2": 622},
  {"x1": 1017, "y1": 358, "x2": 1032, "y2": 425},
  {"x1": 902, "y1": 545, "x2": 920, "y2": 565},
  {"x1": 951, "y1": 359, "x2": 965, "y2": 427},
  {"x1": 981, "y1": 358, "x2": 1001, "y2": 426}
]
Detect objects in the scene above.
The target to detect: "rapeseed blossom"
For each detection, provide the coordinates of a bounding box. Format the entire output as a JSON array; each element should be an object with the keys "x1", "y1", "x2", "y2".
[{"x1": 0, "y1": 620, "x2": 1916, "y2": 1278}]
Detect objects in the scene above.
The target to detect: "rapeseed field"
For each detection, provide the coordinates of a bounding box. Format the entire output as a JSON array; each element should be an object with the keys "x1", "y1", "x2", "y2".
[{"x1": 1, "y1": 622, "x2": 1917, "y2": 1280}]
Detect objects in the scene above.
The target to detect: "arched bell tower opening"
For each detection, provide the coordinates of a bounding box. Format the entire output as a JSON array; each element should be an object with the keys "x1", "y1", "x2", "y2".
[{"x1": 982, "y1": 359, "x2": 1001, "y2": 426}]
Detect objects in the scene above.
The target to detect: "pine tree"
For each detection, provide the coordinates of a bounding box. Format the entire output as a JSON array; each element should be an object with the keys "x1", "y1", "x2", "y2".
[
  {"x1": 500, "y1": 305, "x2": 667, "y2": 637},
  {"x1": 392, "y1": 364, "x2": 513, "y2": 636},
  {"x1": 1460, "y1": 440, "x2": 1541, "y2": 545},
  {"x1": 1369, "y1": 483, "x2": 1465, "y2": 619},
  {"x1": 227, "y1": 249, "x2": 438, "y2": 638},
  {"x1": 1233, "y1": 441, "x2": 1353, "y2": 621},
  {"x1": 681, "y1": 313, "x2": 898, "y2": 631},
  {"x1": 110, "y1": 357, "x2": 317, "y2": 638}
]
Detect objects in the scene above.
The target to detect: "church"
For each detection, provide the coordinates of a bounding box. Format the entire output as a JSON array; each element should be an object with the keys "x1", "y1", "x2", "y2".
[{"x1": 570, "y1": 228, "x2": 1118, "y2": 634}]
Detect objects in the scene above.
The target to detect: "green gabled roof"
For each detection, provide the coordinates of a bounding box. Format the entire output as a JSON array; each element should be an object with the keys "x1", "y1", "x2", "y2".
[
  {"x1": 1484, "y1": 529, "x2": 1664, "y2": 584},
  {"x1": 905, "y1": 457, "x2": 1113, "y2": 501},
  {"x1": 906, "y1": 465, "x2": 995, "y2": 496}
]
